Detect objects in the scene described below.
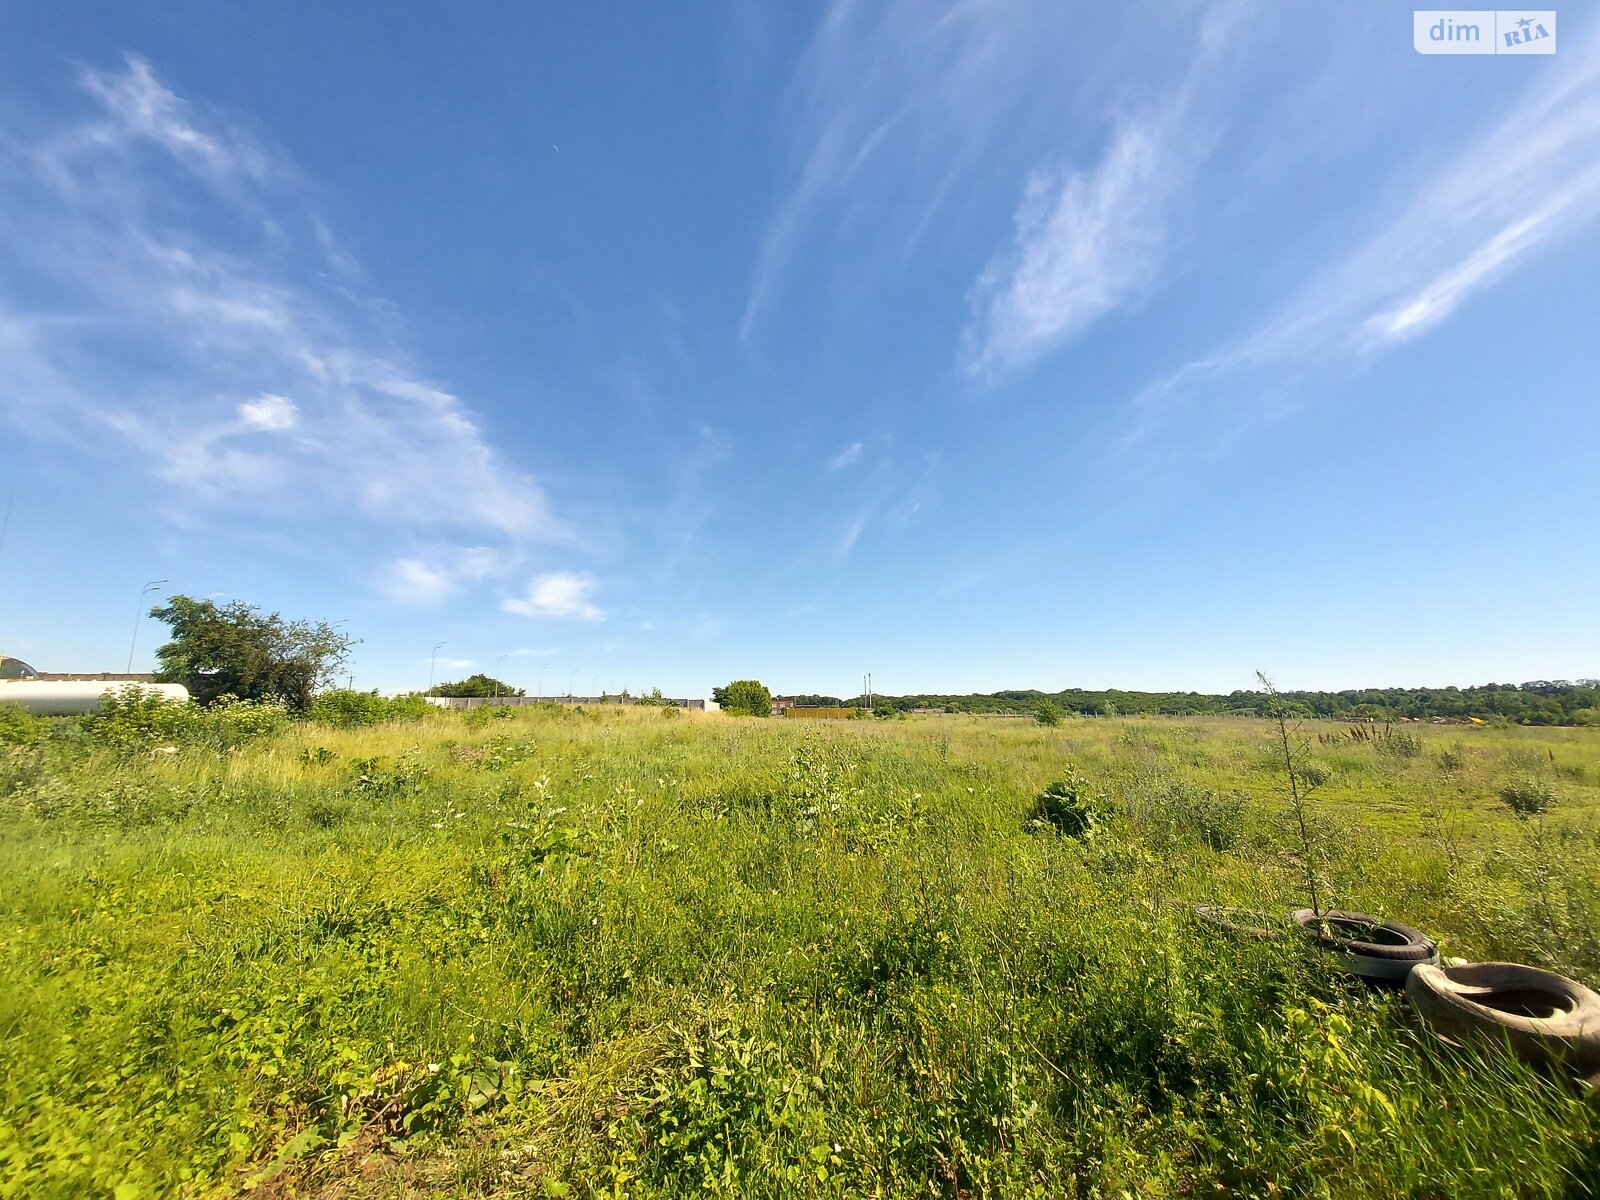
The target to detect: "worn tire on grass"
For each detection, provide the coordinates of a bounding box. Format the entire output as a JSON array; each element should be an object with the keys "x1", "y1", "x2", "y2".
[
  {"x1": 1407, "y1": 962, "x2": 1600, "y2": 1072},
  {"x1": 1291, "y1": 909, "x2": 1440, "y2": 982},
  {"x1": 1191, "y1": 905, "x2": 1287, "y2": 940}
]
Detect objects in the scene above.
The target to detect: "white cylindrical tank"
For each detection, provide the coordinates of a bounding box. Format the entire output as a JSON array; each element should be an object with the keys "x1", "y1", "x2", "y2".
[{"x1": 0, "y1": 680, "x2": 191, "y2": 716}]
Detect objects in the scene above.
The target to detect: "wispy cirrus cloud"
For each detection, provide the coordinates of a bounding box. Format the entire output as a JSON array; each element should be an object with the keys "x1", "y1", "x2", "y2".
[
  {"x1": 810, "y1": 450, "x2": 941, "y2": 567},
  {"x1": 0, "y1": 54, "x2": 568, "y2": 595},
  {"x1": 962, "y1": 111, "x2": 1187, "y2": 379},
  {"x1": 1130, "y1": 23, "x2": 1600, "y2": 439},
  {"x1": 826, "y1": 441, "x2": 863, "y2": 472},
  {"x1": 962, "y1": 2, "x2": 1255, "y2": 380},
  {"x1": 745, "y1": 0, "x2": 1258, "y2": 376},
  {"x1": 741, "y1": 0, "x2": 1092, "y2": 347},
  {"x1": 75, "y1": 55, "x2": 273, "y2": 187}
]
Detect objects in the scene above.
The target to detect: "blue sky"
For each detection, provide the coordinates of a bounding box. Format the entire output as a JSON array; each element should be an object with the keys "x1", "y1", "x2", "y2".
[{"x1": 1, "y1": 2, "x2": 1596, "y2": 698}]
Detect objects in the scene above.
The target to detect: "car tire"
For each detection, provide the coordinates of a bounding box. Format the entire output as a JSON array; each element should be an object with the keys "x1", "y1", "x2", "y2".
[
  {"x1": 1291, "y1": 908, "x2": 1440, "y2": 981},
  {"x1": 1407, "y1": 961, "x2": 1600, "y2": 1072}
]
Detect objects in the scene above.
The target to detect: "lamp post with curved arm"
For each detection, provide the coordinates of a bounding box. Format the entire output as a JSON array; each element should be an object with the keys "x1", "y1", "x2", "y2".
[
  {"x1": 429, "y1": 641, "x2": 446, "y2": 692},
  {"x1": 127, "y1": 579, "x2": 169, "y2": 674}
]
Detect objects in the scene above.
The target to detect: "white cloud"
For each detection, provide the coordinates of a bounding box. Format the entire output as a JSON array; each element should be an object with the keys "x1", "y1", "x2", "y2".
[
  {"x1": 382, "y1": 558, "x2": 455, "y2": 606},
  {"x1": 426, "y1": 656, "x2": 475, "y2": 671},
  {"x1": 964, "y1": 114, "x2": 1182, "y2": 378},
  {"x1": 502, "y1": 572, "x2": 604, "y2": 621},
  {"x1": 238, "y1": 393, "x2": 297, "y2": 431},
  {"x1": 377, "y1": 546, "x2": 508, "y2": 606},
  {"x1": 826, "y1": 441, "x2": 863, "y2": 471},
  {"x1": 0, "y1": 56, "x2": 567, "y2": 588}
]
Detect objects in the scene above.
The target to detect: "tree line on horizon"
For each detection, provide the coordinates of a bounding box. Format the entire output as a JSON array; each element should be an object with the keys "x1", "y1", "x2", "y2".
[
  {"x1": 786, "y1": 681, "x2": 1600, "y2": 726},
  {"x1": 137, "y1": 596, "x2": 1597, "y2": 727}
]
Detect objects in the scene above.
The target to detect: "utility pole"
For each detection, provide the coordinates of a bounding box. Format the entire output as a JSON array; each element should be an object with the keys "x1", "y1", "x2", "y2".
[
  {"x1": 429, "y1": 641, "x2": 446, "y2": 692},
  {"x1": 127, "y1": 579, "x2": 169, "y2": 673}
]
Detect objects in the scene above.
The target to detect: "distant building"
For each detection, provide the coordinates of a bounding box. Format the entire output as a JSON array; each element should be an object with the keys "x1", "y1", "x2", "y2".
[
  {"x1": 783, "y1": 706, "x2": 862, "y2": 720},
  {"x1": 771, "y1": 696, "x2": 797, "y2": 715}
]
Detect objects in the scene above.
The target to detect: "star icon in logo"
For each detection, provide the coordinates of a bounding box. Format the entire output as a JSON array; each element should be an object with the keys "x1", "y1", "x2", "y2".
[{"x1": 1517, "y1": 16, "x2": 1534, "y2": 30}]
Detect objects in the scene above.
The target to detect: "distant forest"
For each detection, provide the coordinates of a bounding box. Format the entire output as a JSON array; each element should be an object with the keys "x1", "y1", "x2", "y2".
[{"x1": 786, "y1": 681, "x2": 1600, "y2": 726}]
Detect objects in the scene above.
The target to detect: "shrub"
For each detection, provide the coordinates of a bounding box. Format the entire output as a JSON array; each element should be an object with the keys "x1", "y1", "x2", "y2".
[
  {"x1": 89, "y1": 686, "x2": 289, "y2": 749},
  {"x1": 350, "y1": 750, "x2": 427, "y2": 797},
  {"x1": 714, "y1": 680, "x2": 772, "y2": 717},
  {"x1": 1297, "y1": 758, "x2": 1333, "y2": 789},
  {"x1": 1028, "y1": 767, "x2": 1105, "y2": 838},
  {"x1": 1374, "y1": 726, "x2": 1423, "y2": 760},
  {"x1": 1033, "y1": 698, "x2": 1063, "y2": 727},
  {"x1": 1499, "y1": 776, "x2": 1556, "y2": 818},
  {"x1": 309, "y1": 689, "x2": 430, "y2": 727},
  {"x1": 0, "y1": 703, "x2": 41, "y2": 746},
  {"x1": 1137, "y1": 778, "x2": 1246, "y2": 852},
  {"x1": 463, "y1": 702, "x2": 517, "y2": 726}
]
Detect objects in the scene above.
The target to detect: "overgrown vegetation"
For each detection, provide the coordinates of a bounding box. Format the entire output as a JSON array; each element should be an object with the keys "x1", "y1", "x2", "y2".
[
  {"x1": 2, "y1": 708, "x2": 1598, "y2": 1198},
  {"x1": 308, "y1": 688, "x2": 432, "y2": 727}
]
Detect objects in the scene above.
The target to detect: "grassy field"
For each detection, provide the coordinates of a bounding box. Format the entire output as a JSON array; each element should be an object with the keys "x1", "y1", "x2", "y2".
[{"x1": 2, "y1": 706, "x2": 1599, "y2": 1198}]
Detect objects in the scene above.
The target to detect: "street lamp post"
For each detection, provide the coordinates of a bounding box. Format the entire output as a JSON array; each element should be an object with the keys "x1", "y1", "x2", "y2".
[
  {"x1": 538, "y1": 662, "x2": 549, "y2": 700},
  {"x1": 127, "y1": 579, "x2": 169, "y2": 674},
  {"x1": 495, "y1": 653, "x2": 508, "y2": 701},
  {"x1": 429, "y1": 641, "x2": 446, "y2": 692},
  {"x1": 568, "y1": 668, "x2": 578, "y2": 704}
]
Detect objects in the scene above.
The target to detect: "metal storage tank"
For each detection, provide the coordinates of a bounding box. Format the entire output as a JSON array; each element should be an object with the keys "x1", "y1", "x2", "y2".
[{"x1": 0, "y1": 680, "x2": 191, "y2": 716}]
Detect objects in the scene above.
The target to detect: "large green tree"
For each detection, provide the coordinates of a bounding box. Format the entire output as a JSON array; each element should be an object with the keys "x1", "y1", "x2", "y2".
[
  {"x1": 428, "y1": 674, "x2": 523, "y2": 698},
  {"x1": 150, "y1": 595, "x2": 355, "y2": 711},
  {"x1": 712, "y1": 679, "x2": 772, "y2": 717}
]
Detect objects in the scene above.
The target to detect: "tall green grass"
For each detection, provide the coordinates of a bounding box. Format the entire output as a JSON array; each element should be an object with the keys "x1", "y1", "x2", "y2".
[{"x1": 1, "y1": 708, "x2": 1597, "y2": 1197}]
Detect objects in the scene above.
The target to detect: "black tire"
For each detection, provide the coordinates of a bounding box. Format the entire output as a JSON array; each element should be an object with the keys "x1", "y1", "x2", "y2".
[
  {"x1": 1291, "y1": 909, "x2": 1440, "y2": 981},
  {"x1": 1407, "y1": 962, "x2": 1600, "y2": 1072}
]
